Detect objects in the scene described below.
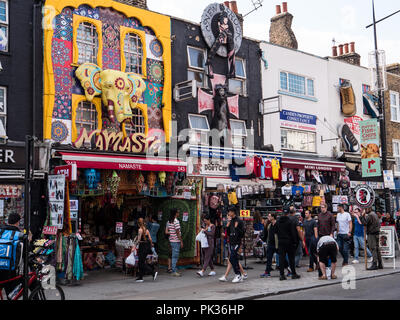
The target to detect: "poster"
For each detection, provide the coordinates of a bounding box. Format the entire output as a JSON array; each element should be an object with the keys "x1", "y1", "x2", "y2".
[
  {"x1": 115, "y1": 222, "x2": 123, "y2": 234},
  {"x1": 383, "y1": 170, "x2": 396, "y2": 190},
  {"x1": 48, "y1": 175, "x2": 65, "y2": 202},
  {"x1": 70, "y1": 200, "x2": 79, "y2": 211},
  {"x1": 379, "y1": 226, "x2": 396, "y2": 258},
  {"x1": 360, "y1": 119, "x2": 381, "y2": 177},
  {"x1": 49, "y1": 201, "x2": 64, "y2": 229},
  {"x1": 182, "y1": 212, "x2": 189, "y2": 222}
]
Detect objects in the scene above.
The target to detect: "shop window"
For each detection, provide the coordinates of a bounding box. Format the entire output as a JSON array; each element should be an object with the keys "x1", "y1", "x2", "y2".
[
  {"x1": 0, "y1": 0, "x2": 8, "y2": 52},
  {"x1": 230, "y1": 119, "x2": 247, "y2": 149},
  {"x1": 123, "y1": 32, "x2": 143, "y2": 74},
  {"x1": 280, "y1": 71, "x2": 315, "y2": 98},
  {"x1": 188, "y1": 114, "x2": 209, "y2": 145},
  {"x1": 228, "y1": 58, "x2": 246, "y2": 96},
  {"x1": 281, "y1": 128, "x2": 316, "y2": 153},
  {"x1": 75, "y1": 100, "x2": 98, "y2": 134},
  {"x1": 390, "y1": 91, "x2": 400, "y2": 122},
  {"x1": 77, "y1": 21, "x2": 99, "y2": 65},
  {"x1": 0, "y1": 86, "x2": 6, "y2": 143},
  {"x1": 187, "y1": 46, "x2": 208, "y2": 88},
  {"x1": 393, "y1": 140, "x2": 400, "y2": 174}
]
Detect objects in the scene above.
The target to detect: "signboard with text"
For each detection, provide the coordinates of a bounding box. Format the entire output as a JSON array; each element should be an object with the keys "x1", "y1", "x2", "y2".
[
  {"x1": 280, "y1": 110, "x2": 317, "y2": 132},
  {"x1": 360, "y1": 119, "x2": 381, "y2": 177}
]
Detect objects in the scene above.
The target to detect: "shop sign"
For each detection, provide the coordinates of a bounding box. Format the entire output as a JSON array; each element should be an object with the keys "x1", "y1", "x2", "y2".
[
  {"x1": 350, "y1": 181, "x2": 384, "y2": 190},
  {"x1": 42, "y1": 226, "x2": 58, "y2": 235},
  {"x1": 383, "y1": 170, "x2": 396, "y2": 190},
  {"x1": 0, "y1": 185, "x2": 19, "y2": 198},
  {"x1": 55, "y1": 164, "x2": 77, "y2": 181},
  {"x1": 332, "y1": 195, "x2": 348, "y2": 204},
  {"x1": 73, "y1": 129, "x2": 161, "y2": 154},
  {"x1": 182, "y1": 212, "x2": 189, "y2": 222},
  {"x1": 240, "y1": 210, "x2": 250, "y2": 218},
  {"x1": 187, "y1": 158, "x2": 230, "y2": 177},
  {"x1": 344, "y1": 116, "x2": 363, "y2": 135},
  {"x1": 115, "y1": 222, "x2": 123, "y2": 234},
  {"x1": 360, "y1": 119, "x2": 381, "y2": 177},
  {"x1": 280, "y1": 110, "x2": 317, "y2": 132},
  {"x1": 353, "y1": 184, "x2": 375, "y2": 208},
  {"x1": 379, "y1": 226, "x2": 397, "y2": 258}
]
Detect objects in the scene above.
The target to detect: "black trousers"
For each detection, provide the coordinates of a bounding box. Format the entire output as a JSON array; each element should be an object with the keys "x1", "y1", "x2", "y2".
[
  {"x1": 137, "y1": 241, "x2": 154, "y2": 279},
  {"x1": 278, "y1": 241, "x2": 297, "y2": 277}
]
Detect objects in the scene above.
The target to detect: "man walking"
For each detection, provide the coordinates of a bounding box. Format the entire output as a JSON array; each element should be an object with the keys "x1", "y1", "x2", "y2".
[
  {"x1": 226, "y1": 207, "x2": 245, "y2": 283},
  {"x1": 260, "y1": 213, "x2": 278, "y2": 278},
  {"x1": 303, "y1": 210, "x2": 318, "y2": 272},
  {"x1": 351, "y1": 207, "x2": 372, "y2": 264},
  {"x1": 318, "y1": 204, "x2": 336, "y2": 238},
  {"x1": 360, "y1": 208, "x2": 383, "y2": 270},
  {"x1": 336, "y1": 204, "x2": 352, "y2": 266},
  {"x1": 276, "y1": 211, "x2": 301, "y2": 281}
]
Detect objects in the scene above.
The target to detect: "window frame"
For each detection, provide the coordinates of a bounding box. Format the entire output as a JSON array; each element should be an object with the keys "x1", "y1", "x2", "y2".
[
  {"x1": 187, "y1": 46, "x2": 208, "y2": 88},
  {"x1": 71, "y1": 94, "x2": 102, "y2": 141},
  {"x1": 0, "y1": 86, "x2": 7, "y2": 142},
  {"x1": 188, "y1": 114, "x2": 210, "y2": 132},
  {"x1": 393, "y1": 140, "x2": 400, "y2": 175},
  {"x1": 188, "y1": 114, "x2": 210, "y2": 146},
  {"x1": 228, "y1": 57, "x2": 247, "y2": 96},
  {"x1": 120, "y1": 26, "x2": 147, "y2": 77},
  {"x1": 390, "y1": 91, "x2": 400, "y2": 123},
  {"x1": 280, "y1": 127, "x2": 317, "y2": 153},
  {"x1": 229, "y1": 119, "x2": 247, "y2": 149},
  {"x1": 279, "y1": 71, "x2": 315, "y2": 99},
  {"x1": 0, "y1": 0, "x2": 9, "y2": 53}
]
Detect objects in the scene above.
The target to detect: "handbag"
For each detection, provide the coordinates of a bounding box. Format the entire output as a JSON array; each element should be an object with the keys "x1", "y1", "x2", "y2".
[
  {"x1": 195, "y1": 231, "x2": 209, "y2": 248},
  {"x1": 125, "y1": 252, "x2": 136, "y2": 266}
]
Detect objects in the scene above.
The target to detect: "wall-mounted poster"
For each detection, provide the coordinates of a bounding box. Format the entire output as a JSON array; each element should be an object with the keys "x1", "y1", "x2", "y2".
[
  {"x1": 379, "y1": 226, "x2": 396, "y2": 258},
  {"x1": 49, "y1": 202, "x2": 64, "y2": 230},
  {"x1": 48, "y1": 175, "x2": 65, "y2": 202},
  {"x1": 360, "y1": 119, "x2": 381, "y2": 177}
]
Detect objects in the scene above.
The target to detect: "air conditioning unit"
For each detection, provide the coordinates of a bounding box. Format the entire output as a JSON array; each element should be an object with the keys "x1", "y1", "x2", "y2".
[{"x1": 173, "y1": 79, "x2": 197, "y2": 102}]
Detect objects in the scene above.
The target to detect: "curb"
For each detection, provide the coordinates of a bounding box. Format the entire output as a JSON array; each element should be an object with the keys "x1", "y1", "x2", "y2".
[{"x1": 236, "y1": 269, "x2": 400, "y2": 300}]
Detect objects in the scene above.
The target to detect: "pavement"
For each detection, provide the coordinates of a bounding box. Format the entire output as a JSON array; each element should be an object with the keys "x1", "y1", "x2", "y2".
[{"x1": 60, "y1": 255, "x2": 400, "y2": 300}]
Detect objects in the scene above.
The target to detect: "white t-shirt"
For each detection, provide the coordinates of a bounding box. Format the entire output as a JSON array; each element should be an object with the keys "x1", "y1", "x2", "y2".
[
  {"x1": 317, "y1": 236, "x2": 337, "y2": 252},
  {"x1": 336, "y1": 212, "x2": 352, "y2": 234}
]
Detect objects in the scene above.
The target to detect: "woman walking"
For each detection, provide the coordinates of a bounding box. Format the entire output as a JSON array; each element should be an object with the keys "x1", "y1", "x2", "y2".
[
  {"x1": 197, "y1": 215, "x2": 216, "y2": 277},
  {"x1": 136, "y1": 218, "x2": 157, "y2": 282},
  {"x1": 166, "y1": 209, "x2": 183, "y2": 277}
]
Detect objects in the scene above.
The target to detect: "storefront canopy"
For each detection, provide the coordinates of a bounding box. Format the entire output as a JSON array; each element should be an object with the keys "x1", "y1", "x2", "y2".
[
  {"x1": 282, "y1": 156, "x2": 346, "y2": 172},
  {"x1": 59, "y1": 152, "x2": 187, "y2": 173}
]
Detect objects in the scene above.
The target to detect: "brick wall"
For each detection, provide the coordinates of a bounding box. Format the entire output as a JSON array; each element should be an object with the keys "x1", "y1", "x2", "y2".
[{"x1": 113, "y1": 0, "x2": 147, "y2": 9}]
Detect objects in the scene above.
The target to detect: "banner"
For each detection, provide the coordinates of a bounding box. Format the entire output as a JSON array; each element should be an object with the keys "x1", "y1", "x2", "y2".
[
  {"x1": 48, "y1": 175, "x2": 65, "y2": 229},
  {"x1": 360, "y1": 119, "x2": 381, "y2": 177}
]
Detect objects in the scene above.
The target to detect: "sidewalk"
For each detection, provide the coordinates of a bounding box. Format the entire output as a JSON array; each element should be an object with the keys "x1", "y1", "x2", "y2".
[{"x1": 60, "y1": 256, "x2": 400, "y2": 300}]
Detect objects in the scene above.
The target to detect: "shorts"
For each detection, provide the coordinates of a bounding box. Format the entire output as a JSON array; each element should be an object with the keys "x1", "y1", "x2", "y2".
[{"x1": 318, "y1": 242, "x2": 337, "y2": 265}]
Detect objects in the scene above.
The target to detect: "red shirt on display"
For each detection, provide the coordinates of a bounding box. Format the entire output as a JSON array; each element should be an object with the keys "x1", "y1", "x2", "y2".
[
  {"x1": 254, "y1": 156, "x2": 263, "y2": 177},
  {"x1": 264, "y1": 160, "x2": 273, "y2": 179}
]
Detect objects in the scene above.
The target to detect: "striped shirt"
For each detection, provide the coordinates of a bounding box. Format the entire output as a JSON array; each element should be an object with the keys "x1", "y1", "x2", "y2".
[{"x1": 167, "y1": 218, "x2": 181, "y2": 243}]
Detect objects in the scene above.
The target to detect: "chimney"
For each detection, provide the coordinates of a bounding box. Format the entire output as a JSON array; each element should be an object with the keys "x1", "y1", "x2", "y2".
[
  {"x1": 276, "y1": 5, "x2": 281, "y2": 15},
  {"x1": 386, "y1": 63, "x2": 400, "y2": 76},
  {"x1": 332, "y1": 45, "x2": 338, "y2": 57},
  {"x1": 224, "y1": 1, "x2": 243, "y2": 35},
  {"x1": 269, "y1": 2, "x2": 298, "y2": 49},
  {"x1": 333, "y1": 41, "x2": 361, "y2": 66},
  {"x1": 113, "y1": 0, "x2": 147, "y2": 9}
]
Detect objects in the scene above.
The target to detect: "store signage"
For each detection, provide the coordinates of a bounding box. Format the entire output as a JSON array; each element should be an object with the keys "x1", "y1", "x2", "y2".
[
  {"x1": 0, "y1": 185, "x2": 19, "y2": 198},
  {"x1": 353, "y1": 184, "x2": 375, "y2": 208},
  {"x1": 187, "y1": 158, "x2": 230, "y2": 177},
  {"x1": 189, "y1": 146, "x2": 282, "y2": 161},
  {"x1": 55, "y1": 164, "x2": 77, "y2": 181},
  {"x1": 344, "y1": 116, "x2": 363, "y2": 135},
  {"x1": 73, "y1": 129, "x2": 161, "y2": 154},
  {"x1": 379, "y1": 226, "x2": 397, "y2": 258},
  {"x1": 240, "y1": 210, "x2": 250, "y2": 218},
  {"x1": 115, "y1": 222, "x2": 123, "y2": 234},
  {"x1": 360, "y1": 119, "x2": 381, "y2": 177},
  {"x1": 350, "y1": 181, "x2": 384, "y2": 190},
  {"x1": 383, "y1": 170, "x2": 396, "y2": 190},
  {"x1": 280, "y1": 110, "x2": 317, "y2": 132},
  {"x1": 0, "y1": 146, "x2": 40, "y2": 170},
  {"x1": 42, "y1": 226, "x2": 58, "y2": 235}
]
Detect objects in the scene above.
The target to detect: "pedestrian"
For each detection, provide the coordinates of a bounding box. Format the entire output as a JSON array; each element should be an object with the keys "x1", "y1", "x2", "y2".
[
  {"x1": 303, "y1": 210, "x2": 319, "y2": 272},
  {"x1": 147, "y1": 215, "x2": 160, "y2": 254},
  {"x1": 218, "y1": 258, "x2": 247, "y2": 282},
  {"x1": 336, "y1": 204, "x2": 352, "y2": 266},
  {"x1": 381, "y1": 212, "x2": 395, "y2": 226},
  {"x1": 289, "y1": 209, "x2": 304, "y2": 268},
  {"x1": 224, "y1": 207, "x2": 245, "y2": 283},
  {"x1": 276, "y1": 211, "x2": 301, "y2": 281},
  {"x1": 260, "y1": 213, "x2": 278, "y2": 278},
  {"x1": 360, "y1": 208, "x2": 383, "y2": 270},
  {"x1": 253, "y1": 210, "x2": 264, "y2": 232},
  {"x1": 316, "y1": 235, "x2": 338, "y2": 280},
  {"x1": 197, "y1": 215, "x2": 216, "y2": 277},
  {"x1": 166, "y1": 209, "x2": 184, "y2": 277},
  {"x1": 135, "y1": 218, "x2": 157, "y2": 282},
  {"x1": 318, "y1": 203, "x2": 336, "y2": 237},
  {"x1": 351, "y1": 207, "x2": 372, "y2": 264}
]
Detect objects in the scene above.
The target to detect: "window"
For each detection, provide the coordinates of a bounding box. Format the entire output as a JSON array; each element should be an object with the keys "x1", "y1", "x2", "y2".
[
  {"x1": 390, "y1": 91, "x2": 400, "y2": 122},
  {"x1": 230, "y1": 119, "x2": 247, "y2": 148},
  {"x1": 280, "y1": 71, "x2": 315, "y2": 98},
  {"x1": 75, "y1": 101, "x2": 98, "y2": 134},
  {"x1": 394, "y1": 140, "x2": 400, "y2": 174},
  {"x1": 187, "y1": 46, "x2": 207, "y2": 88},
  {"x1": 126, "y1": 108, "x2": 145, "y2": 134},
  {"x1": 124, "y1": 33, "x2": 143, "y2": 74},
  {"x1": 77, "y1": 22, "x2": 99, "y2": 64},
  {"x1": 188, "y1": 114, "x2": 209, "y2": 145},
  {"x1": 281, "y1": 128, "x2": 316, "y2": 153},
  {"x1": 0, "y1": 86, "x2": 6, "y2": 141},
  {"x1": 0, "y1": 0, "x2": 8, "y2": 52},
  {"x1": 228, "y1": 58, "x2": 247, "y2": 96}
]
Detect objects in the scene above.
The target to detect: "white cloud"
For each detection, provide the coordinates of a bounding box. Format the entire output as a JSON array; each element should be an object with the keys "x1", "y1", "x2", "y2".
[{"x1": 340, "y1": 5, "x2": 357, "y2": 30}]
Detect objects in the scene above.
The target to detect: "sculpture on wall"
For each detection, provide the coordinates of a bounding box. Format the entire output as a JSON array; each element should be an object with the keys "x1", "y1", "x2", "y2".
[
  {"x1": 211, "y1": 84, "x2": 230, "y2": 144},
  {"x1": 75, "y1": 63, "x2": 146, "y2": 127}
]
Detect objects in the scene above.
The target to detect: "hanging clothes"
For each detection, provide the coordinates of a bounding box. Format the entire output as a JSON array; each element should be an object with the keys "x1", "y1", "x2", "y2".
[{"x1": 73, "y1": 239, "x2": 84, "y2": 281}]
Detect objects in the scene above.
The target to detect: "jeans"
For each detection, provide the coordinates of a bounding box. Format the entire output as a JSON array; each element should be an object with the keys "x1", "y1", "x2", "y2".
[
  {"x1": 170, "y1": 242, "x2": 181, "y2": 273},
  {"x1": 265, "y1": 245, "x2": 278, "y2": 273},
  {"x1": 305, "y1": 237, "x2": 318, "y2": 269},
  {"x1": 295, "y1": 242, "x2": 303, "y2": 267},
  {"x1": 229, "y1": 244, "x2": 241, "y2": 275},
  {"x1": 353, "y1": 235, "x2": 372, "y2": 260},
  {"x1": 337, "y1": 234, "x2": 350, "y2": 264}
]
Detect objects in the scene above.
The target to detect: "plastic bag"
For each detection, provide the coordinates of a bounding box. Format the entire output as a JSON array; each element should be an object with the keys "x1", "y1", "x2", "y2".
[{"x1": 125, "y1": 252, "x2": 136, "y2": 266}]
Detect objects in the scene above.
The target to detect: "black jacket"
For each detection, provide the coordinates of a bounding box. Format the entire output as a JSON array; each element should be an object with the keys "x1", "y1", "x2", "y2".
[
  {"x1": 276, "y1": 215, "x2": 298, "y2": 246},
  {"x1": 227, "y1": 216, "x2": 244, "y2": 246}
]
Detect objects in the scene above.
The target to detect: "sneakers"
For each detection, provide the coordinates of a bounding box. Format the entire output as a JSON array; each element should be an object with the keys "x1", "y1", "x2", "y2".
[
  {"x1": 136, "y1": 278, "x2": 144, "y2": 283},
  {"x1": 368, "y1": 257, "x2": 373, "y2": 263},
  {"x1": 242, "y1": 273, "x2": 248, "y2": 280},
  {"x1": 218, "y1": 275, "x2": 228, "y2": 282},
  {"x1": 196, "y1": 270, "x2": 204, "y2": 277},
  {"x1": 260, "y1": 272, "x2": 271, "y2": 278},
  {"x1": 352, "y1": 260, "x2": 360, "y2": 264},
  {"x1": 287, "y1": 271, "x2": 292, "y2": 277},
  {"x1": 279, "y1": 275, "x2": 287, "y2": 281},
  {"x1": 338, "y1": 124, "x2": 360, "y2": 152},
  {"x1": 232, "y1": 275, "x2": 243, "y2": 283},
  {"x1": 292, "y1": 274, "x2": 301, "y2": 280},
  {"x1": 208, "y1": 271, "x2": 216, "y2": 276},
  {"x1": 172, "y1": 272, "x2": 181, "y2": 277},
  {"x1": 153, "y1": 271, "x2": 158, "y2": 281},
  {"x1": 340, "y1": 84, "x2": 356, "y2": 116}
]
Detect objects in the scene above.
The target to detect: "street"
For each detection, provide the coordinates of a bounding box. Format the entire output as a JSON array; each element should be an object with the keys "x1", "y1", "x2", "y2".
[{"x1": 258, "y1": 273, "x2": 400, "y2": 300}]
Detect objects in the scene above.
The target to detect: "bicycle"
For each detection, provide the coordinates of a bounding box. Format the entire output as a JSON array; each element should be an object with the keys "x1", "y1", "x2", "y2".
[{"x1": 0, "y1": 253, "x2": 65, "y2": 300}]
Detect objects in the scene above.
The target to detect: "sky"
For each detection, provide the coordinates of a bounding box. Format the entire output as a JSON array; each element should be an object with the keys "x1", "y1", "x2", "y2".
[{"x1": 147, "y1": 0, "x2": 400, "y2": 67}]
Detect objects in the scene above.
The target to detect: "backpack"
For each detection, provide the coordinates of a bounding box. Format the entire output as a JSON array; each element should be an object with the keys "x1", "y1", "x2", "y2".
[{"x1": 0, "y1": 228, "x2": 23, "y2": 271}]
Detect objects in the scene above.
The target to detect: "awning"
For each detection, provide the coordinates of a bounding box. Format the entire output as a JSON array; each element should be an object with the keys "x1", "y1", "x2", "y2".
[
  {"x1": 59, "y1": 152, "x2": 187, "y2": 173},
  {"x1": 282, "y1": 157, "x2": 345, "y2": 172}
]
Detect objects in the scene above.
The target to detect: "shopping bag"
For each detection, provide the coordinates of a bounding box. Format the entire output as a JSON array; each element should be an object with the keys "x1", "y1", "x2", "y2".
[{"x1": 125, "y1": 252, "x2": 136, "y2": 266}]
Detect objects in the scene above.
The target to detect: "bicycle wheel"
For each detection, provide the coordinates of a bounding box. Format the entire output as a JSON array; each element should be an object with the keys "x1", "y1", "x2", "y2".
[{"x1": 28, "y1": 285, "x2": 65, "y2": 300}]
